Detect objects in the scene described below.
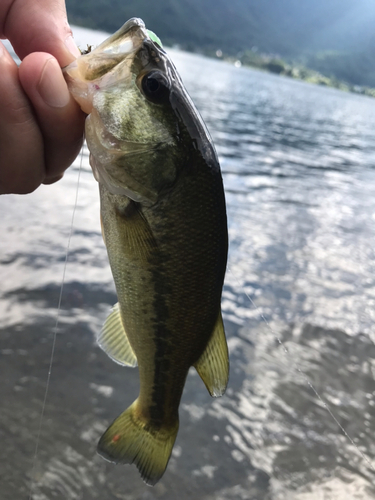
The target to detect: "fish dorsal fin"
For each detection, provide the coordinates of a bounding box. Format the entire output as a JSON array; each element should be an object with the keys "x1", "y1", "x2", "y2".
[
  {"x1": 194, "y1": 312, "x2": 229, "y2": 397},
  {"x1": 97, "y1": 303, "x2": 137, "y2": 367}
]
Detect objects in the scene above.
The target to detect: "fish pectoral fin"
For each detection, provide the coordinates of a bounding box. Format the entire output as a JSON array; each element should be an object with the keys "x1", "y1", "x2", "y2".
[
  {"x1": 114, "y1": 200, "x2": 158, "y2": 262},
  {"x1": 194, "y1": 311, "x2": 229, "y2": 397},
  {"x1": 97, "y1": 303, "x2": 137, "y2": 367}
]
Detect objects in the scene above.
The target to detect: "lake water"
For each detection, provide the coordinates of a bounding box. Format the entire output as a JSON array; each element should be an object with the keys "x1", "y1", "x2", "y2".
[{"x1": 1, "y1": 25, "x2": 375, "y2": 499}]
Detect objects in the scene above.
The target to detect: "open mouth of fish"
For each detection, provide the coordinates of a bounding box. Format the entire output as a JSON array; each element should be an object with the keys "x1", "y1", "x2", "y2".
[{"x1": 63, "y1": 18, "x2": 156, "y2": 115}]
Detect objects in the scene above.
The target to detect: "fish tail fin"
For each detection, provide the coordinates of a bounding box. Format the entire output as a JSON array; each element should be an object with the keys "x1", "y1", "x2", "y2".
[{"x1": 97, "y1": 399, "x2": 179, "y2": 485}]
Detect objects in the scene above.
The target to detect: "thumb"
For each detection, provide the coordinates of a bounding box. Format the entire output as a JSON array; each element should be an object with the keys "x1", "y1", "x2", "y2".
[{"x1": 1, "y1": 0, "x2": 80, "y2": 66}]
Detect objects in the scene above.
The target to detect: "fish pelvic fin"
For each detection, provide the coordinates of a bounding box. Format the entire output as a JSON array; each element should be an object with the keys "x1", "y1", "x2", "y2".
[
  {"x1": 97, "y1": 400, "x2": 179, "y2": 486},
  {"x1": 194, "y1": 311, "x2": 229, "y2": 397},
  {"x1": 97, "y1": 303, "x2": 137, "y2": 367}
]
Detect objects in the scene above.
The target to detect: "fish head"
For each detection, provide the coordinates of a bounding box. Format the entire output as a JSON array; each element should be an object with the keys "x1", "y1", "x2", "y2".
[{"x1": 64, "y1": 18, "x2": 218, "y2": 204}]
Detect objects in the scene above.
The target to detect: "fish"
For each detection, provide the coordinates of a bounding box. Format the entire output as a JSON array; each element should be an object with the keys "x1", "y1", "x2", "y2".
[{"x1": 63, "y1": 18, "x2": 229, "y2": 485}]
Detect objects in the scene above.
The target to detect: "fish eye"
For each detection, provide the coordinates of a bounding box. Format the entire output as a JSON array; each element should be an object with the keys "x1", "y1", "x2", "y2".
[{"x1": 141, "y1": 71, "x2": 170, "y2": 103}]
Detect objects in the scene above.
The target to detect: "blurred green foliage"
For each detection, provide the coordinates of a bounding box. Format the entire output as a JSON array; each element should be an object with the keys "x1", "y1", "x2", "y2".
[
  {"x1": 232, "y1": 50, "x2": 375, "y2": 96},
  {"x1": 305, "y1": 51, "x2": 375, "y2": 88}
]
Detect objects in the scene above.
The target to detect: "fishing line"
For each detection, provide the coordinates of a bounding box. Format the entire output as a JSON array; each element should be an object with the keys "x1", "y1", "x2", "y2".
[
  {"x1": 228, "y1": 266, "x2": 375, "y2": 474},
  {"x1": 28, "y1": 145, "x2": 84, "y2": 500}
]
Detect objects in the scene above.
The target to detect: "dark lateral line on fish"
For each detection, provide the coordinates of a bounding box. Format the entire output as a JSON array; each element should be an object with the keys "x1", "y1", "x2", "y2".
[{"x1": 148, "y1": 261, "x2": 176, "y2": 426}]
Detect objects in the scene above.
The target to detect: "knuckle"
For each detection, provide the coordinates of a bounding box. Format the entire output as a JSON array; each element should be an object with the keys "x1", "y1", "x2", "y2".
[{"x1": 2, "y1": 98, "x2": 34, "y2": 128}]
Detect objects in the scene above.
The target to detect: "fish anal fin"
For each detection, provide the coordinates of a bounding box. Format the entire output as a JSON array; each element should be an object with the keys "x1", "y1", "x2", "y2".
[
  {"x1": 97, "y1": 303, "x2": 137, "y2": 367},
  {"x1": 194, "y1": 312, "x2": 229, "y2": 397},
  {"x1": 97, "y1": 399, "x2": 179, "y2": 485}
]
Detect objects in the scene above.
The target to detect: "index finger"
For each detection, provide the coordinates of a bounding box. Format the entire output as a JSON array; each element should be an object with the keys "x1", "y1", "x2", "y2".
[{"x1": 0, "y1": 0, "x2": 80, "y2": 66}]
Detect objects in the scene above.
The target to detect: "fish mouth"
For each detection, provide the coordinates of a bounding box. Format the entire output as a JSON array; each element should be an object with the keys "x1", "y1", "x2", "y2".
[{"x1": 63, "y1": 18, "x2": 153, "y2": 114}]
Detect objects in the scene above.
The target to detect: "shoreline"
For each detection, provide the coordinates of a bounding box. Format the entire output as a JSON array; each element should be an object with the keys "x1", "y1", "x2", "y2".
[{"x1": 212, "y1": 50, "x2": 375, "y2": 98}]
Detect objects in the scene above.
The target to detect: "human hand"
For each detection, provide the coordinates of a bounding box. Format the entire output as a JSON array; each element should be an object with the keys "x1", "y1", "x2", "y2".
[{"x1": 0, "y1": 0, "x2": 85, "y2": 194}]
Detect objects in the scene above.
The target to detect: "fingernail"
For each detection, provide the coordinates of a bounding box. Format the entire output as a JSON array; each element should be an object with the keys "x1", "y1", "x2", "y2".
[
  {"x1": 37, "y1": 58, "x2": 70, "y2": 108},
  {"x1": 65, "y1": 35, "x2": 81, "y2": 58}
]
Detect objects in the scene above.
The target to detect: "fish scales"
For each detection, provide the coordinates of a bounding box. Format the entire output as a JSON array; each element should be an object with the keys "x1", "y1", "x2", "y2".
[
  {"x1": 101, "y1": 158, "x2": 227, "y2": 415},
  {"x1": 64, "y1": 17, "x2": 229, "y2": 485}
]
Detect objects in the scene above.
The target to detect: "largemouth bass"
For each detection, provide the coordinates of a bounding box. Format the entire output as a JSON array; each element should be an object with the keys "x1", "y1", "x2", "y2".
[{"x1": 64, "y1": 18, "x2": 229, "y2": 485}]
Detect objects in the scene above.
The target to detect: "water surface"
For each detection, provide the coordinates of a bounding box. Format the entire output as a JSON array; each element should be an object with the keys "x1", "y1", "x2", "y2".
[{"x1": 1, "y1": 25, "x2": 375, "y2": 499}]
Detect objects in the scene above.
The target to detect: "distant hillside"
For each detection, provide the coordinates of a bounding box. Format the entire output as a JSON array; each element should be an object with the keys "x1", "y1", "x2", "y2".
[
  {"x1": 66, "y1": 0, "x2": 375, "y2": 87},
  {"x1": 66, "y1": 0, "x2": 265, "y2": 53}
]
